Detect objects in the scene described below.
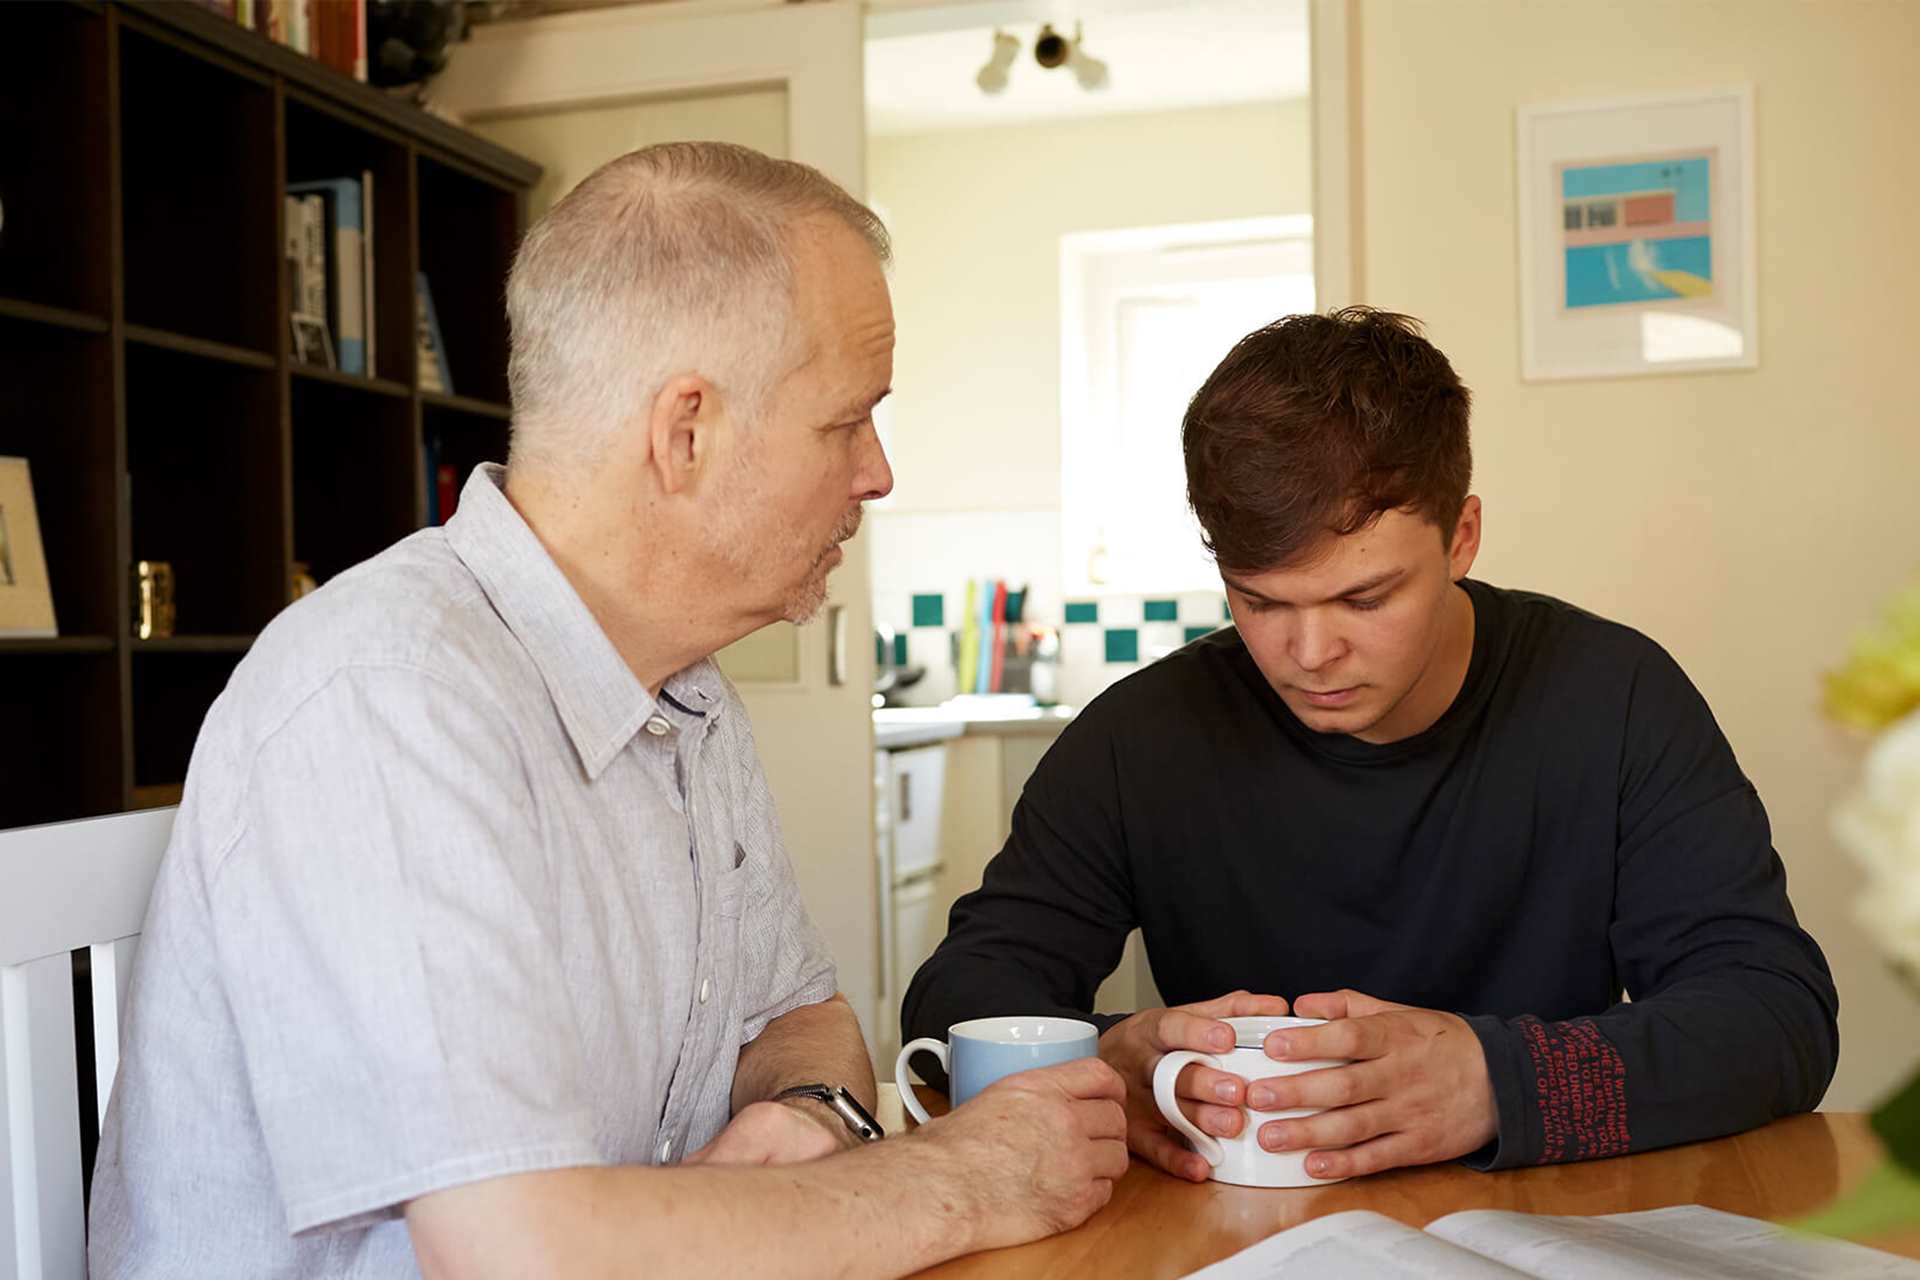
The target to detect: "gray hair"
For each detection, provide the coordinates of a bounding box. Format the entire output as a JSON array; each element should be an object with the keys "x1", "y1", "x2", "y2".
[{"x1": 504, "y1": 141, "x2": 891, "y2": 476}]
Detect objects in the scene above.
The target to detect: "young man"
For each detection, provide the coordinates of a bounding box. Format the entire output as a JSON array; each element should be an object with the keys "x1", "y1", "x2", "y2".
[
  {"x1": 90, "y1": 143, "x2": 1127, "y2": 1279},
  {"x1": 904, "y1": 307, "x2": 1837, "y2": 1183}
]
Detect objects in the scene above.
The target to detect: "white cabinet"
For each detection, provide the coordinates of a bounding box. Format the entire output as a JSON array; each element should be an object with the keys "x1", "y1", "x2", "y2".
[
  {"x1": 889, "y1": 745, "x2": 948, "y2": 883},
  {"x1": 873, "y1": 723, "x2": 1162, "y2": 1067},
  {"x1": 874, "y1": 743, "x2": 948, "y2": 1064}
]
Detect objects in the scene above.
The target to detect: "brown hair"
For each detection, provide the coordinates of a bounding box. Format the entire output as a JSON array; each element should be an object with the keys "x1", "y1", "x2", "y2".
[{"x1": 1182, "y1": 306, "x2": 1472, "y2": 573}]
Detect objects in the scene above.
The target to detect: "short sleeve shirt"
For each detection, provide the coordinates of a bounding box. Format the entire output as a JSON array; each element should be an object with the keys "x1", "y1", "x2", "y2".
[{"x1": 88, "y1": 465, "x2": 838, "y2": 1278}]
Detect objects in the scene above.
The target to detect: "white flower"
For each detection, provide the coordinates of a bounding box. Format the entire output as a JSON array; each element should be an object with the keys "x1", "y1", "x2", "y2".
[{"x1": 1833, "y1": 709, "x2": 1920, "y2": 974}]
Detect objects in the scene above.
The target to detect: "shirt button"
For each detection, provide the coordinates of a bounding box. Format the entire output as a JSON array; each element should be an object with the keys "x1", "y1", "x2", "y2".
[
  {"x1": 699, "y1": 978, "x2": 711, "y2": 1004},
  {"x1": 659, "y1": 1137, "x2": 673, "y2": 1162},
  {"x1": 644, "y1": 715, "x2": 671, "y2": 736}
]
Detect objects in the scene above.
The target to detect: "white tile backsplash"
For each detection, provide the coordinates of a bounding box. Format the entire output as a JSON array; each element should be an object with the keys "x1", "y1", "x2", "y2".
[
  {"x1": 1140, "y1": 623, "x2": 1185, "y2": 661},
  {"x1": 871, "y1": 508, "x2": 1228, "y2": 711}
]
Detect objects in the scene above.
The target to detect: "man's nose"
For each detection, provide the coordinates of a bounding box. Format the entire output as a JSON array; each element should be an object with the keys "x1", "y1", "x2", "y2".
[
  {"x1": 1290, "y1": 609, "x2": 1345, "y2": 672},
  {"x1": 855, "y1": 422, "x2": 894, "y2": 503}
]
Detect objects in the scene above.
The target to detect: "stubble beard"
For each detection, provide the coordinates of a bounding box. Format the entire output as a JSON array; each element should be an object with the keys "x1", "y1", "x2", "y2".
[{"x1": 780, "y1": 503, "x2": 863, "y2": 625}]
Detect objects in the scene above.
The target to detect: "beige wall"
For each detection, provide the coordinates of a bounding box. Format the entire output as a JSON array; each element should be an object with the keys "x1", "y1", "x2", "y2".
[
  {"x1": 1356, "y1": 0, "x2": 1920, "y2": 1108},
  {"x1": 869, "y1": 99, "x2": 1311, "y2": 514},
  {"x1": 473, "y1": 87, "x2": 789, "y2": 222}
]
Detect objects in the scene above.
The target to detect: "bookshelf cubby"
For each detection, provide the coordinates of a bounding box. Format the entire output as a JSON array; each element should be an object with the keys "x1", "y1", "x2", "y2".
[{"x1": 0, "y1": 0, "x2": 539, "y2": 832}]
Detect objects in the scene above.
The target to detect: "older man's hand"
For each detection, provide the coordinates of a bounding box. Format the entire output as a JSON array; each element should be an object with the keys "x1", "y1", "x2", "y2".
[
  {"x1": 915, "y1": 1056, "x2": 1130, "y2": 1250},
  {"x1": 681, "y1": 1097, "x2": 853, "y2": 1167},
  {"x1": 1244, "y1": 988, "x2": 1497, "y2": 1180}
]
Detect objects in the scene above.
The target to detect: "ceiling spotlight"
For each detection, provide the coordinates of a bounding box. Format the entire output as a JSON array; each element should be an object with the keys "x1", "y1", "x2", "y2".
[
  {"x1": 976, "y1": 29, "x2": 1019, "y2": 94},
  {"x1": 1033, "y1": 22, "x2": 1070, "y2": 69},
  {"x1": 1066, "y1": 24, "x2": 1109, "y2": 90},
  {"x1": 1032, "y1": 22, "x2": 1109, "y2": 90}
]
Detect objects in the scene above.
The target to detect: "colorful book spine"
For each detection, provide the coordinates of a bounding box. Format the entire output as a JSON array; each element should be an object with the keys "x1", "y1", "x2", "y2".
[
  {"x1": 360, "y1": 168, "x2": 375, "y2": 377},
  {"x1": 423, "y1": 433, "x2": 440, "y2": 525},
  {"x1": 415, "y1": 273, "x2": 452, "y2": 393},
  {"x1": 286, "y1": 177, "x2": 365, "y2": 374},
  {"x1": 437, "y1": 463, "x2": 460, "y2": 523}
]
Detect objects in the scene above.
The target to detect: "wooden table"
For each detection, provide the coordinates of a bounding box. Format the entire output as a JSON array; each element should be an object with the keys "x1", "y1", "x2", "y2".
[{"x1": 873, "y1": 1089, "x2": 1920, "y2": 1277}]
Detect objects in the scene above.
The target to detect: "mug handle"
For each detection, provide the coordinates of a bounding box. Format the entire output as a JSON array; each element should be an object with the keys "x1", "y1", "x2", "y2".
[
  {"x1": 894, "y1": 1038, "x2": 949, "y2": 1125},
  {"x1": 1152, "y1": 1050, "x2": 1226, "y2": 1167}
]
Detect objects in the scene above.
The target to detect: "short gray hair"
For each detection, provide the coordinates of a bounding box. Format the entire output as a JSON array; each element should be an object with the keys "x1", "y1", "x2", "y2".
[{"x1": 504, "y1": 141, "x2": 890, "y2": 475}]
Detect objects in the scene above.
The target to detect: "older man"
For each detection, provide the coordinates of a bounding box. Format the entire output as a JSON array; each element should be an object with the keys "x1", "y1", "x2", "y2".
[{"x1": 90, "y1": 143, "x2": 1126, "y2": 1279}]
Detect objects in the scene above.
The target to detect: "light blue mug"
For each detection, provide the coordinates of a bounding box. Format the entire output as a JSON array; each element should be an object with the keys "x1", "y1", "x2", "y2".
[{"x1": 895, "y1": 1015, "x2": 1100, "y2": 1125}]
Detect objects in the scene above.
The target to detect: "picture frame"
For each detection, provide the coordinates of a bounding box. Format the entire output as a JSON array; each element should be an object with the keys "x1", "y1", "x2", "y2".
[
  {"x1": 1516, "y1": 86, "x2": 1757, "y2": 381},
  {"x1": 0, "y1": 456, "x2": 58, "y2": 637},
  {"x1": 291, "y1": 312, "x2": 337, "y2": 369}
]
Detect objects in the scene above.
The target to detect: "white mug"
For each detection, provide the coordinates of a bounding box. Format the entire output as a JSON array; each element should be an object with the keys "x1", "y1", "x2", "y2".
[{"x1": 1151, "y1": 1015, "x2": 1352, "y2": 1188}]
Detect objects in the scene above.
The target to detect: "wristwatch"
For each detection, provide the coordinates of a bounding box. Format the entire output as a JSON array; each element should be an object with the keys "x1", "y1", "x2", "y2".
[{"x1": 773, "y1": 1083, "x2": 886, "y2": 1143}]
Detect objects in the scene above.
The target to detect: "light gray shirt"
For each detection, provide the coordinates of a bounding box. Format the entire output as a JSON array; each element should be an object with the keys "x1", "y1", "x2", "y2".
[{"x1": 90, "y1": 465, "x2": 838, "y2": 1278}]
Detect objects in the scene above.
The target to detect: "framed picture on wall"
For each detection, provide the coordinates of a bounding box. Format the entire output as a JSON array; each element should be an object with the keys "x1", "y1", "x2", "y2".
[{"x1": 1517, "y1": 87, "x2": 1757, "y2": 381}]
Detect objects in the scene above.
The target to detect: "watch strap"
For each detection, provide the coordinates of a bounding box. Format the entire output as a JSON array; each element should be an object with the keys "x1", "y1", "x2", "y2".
[{"x1": 773, "y1": 1083, "x2": 886, "y2": 1143}]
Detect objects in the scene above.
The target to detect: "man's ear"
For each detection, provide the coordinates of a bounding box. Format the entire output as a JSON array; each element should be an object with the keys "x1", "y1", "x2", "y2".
[
  {"x1": 647, "y1": 373, "x2": 716, "y2": 496},
  {"x1": 1448, "y1": 495, "x2": 1483, "y2": 581}
]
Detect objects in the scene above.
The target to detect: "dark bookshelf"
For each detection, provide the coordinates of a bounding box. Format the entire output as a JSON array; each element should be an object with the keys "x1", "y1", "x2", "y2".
[{"x1": 0, "y1": 0, "x2": 539, "y2": 832}]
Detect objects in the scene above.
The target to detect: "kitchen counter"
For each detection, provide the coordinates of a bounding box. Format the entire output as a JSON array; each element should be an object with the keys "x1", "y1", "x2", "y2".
[{"x1": 872, "y1": 701, "x2": 1075, "y2": 750}]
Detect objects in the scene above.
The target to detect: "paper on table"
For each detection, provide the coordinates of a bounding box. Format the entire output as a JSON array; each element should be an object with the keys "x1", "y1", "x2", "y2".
[
  {"x1": 1431, "y1": 1205, "x2": 1920, "y2": 1279},
  {"x1": 1180, "y1": 1211, "x2": 1530, "y2": 1280},
  {"x1": 1179, "y1": 1206, "x2": 1920, "y2": 1280}
]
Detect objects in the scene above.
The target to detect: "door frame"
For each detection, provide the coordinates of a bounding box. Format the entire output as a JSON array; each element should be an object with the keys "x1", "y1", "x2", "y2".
[{"x1": 429, "y1": 0, "x2": 888, "y2": 1049}]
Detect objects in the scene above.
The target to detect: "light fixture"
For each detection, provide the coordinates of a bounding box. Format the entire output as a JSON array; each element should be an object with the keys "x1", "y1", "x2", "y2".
[
  {"x1": 975, "y1": 28, "x2": 1019, "y2": 94},
  {"x1": 1031, "y1": 22, "x2": 1109, "y2": 91},
  {"x1": 1065, "y1": 23, "x2": 1109, "y2": 91},
  {"x1": 1032, "y1": 22, "x2": 1070, "y2": 69}
]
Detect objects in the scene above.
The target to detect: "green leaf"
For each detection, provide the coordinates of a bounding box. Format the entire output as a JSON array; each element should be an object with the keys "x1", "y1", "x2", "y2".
[
  {"x1": 1792, "y1": 1157, "x2": 1920, "y2": 1242},
  {"x1": 1872, "y1": 1067, "x2": 1920, "y2": 1175}
]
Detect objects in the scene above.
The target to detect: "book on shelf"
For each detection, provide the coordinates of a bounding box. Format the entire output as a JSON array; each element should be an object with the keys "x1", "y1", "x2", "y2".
[
  {"x1": 285, "y1": 193, "x2": 335, "y2": 369},
  {"x1": 287, "y1": 0, "x2": 309, "y2": 55},
  {"x1": 421, "y1": 434, "x2": 460, "y2": 526},
  {"x1": 415, "y1": 273, "x2": 452, "y2": 394},
  {"x1": 423, "y1": 432, "x2": 438, "y2": 525},
  {"x1": 1179, "y1": 1205, "x2": 1919, "y2": 1280},
  {"x1": 310, "y1": 0, "x2": 368, "y2": 82},
  {"x1": 438, "y1": 461, "x2": 460, "y2": 524},
  {"x1": 224, "y1": 0, "x2": 369, "y2": 78},
  {"x1": 287, "y1": 172, "x2": 375, "y2": 376}
]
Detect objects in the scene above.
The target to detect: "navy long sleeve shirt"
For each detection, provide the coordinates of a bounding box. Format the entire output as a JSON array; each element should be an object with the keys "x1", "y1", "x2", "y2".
[{"x1": 902, "y1": 579, "x2": 1838, "y2": 1169}]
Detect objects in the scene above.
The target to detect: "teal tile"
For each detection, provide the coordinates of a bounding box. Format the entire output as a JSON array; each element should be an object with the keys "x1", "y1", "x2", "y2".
[
  {"x1": 1064, "y1": 601, "x2": 1099, "y2": 624},
  {"x1": 1222, "y1": 598, "x2": 1233, "y2": 622},
  {"x1": 1184, "y1": 625, "x2": 1215, "y2": 644},
  {"x1": 893, "y1": 633, "x2": 909, "y2": 666},
  {"x1": 1143, "y1": 599, "x2": 1178, "y2": 622},
  {"x1": 911, "y1": 593, "x2": 945, "y2": 627},
  {"x1": 1104, "y1": 628, "x2": 1139, "y2": 663},
  {"x1": 874, "y1": 633, "x2": 886, "y2": 665}
]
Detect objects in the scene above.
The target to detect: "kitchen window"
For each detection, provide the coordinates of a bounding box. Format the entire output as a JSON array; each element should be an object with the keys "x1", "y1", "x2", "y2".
[{"x1": 1061, "y1": 216, "x2": 1315, "y2": 594}]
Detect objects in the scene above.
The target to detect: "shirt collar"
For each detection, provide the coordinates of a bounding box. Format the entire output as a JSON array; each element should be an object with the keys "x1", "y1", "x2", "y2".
[{"x1": 444, "y1": 464, "x2": 723, "y2": 780}]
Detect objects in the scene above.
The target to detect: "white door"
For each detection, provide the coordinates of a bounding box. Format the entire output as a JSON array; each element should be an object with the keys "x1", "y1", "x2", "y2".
[{"x1": 429, "y1": 1, "x2": 885, "y2": 1055}]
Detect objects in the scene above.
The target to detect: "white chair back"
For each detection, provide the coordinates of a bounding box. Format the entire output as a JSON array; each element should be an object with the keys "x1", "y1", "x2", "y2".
[{"x1": 1, "y1": 809, "x2": 174, "y2": 1280}]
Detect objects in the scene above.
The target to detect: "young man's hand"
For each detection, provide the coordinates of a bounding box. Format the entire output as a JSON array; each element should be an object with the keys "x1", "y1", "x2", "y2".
[
  {"x1": 1097, "y1": 990, "x2": 1293, "y2": 1181},
  {"x1": 1244, "y1": 988, "x2": 1497, "y2": 1179}
]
